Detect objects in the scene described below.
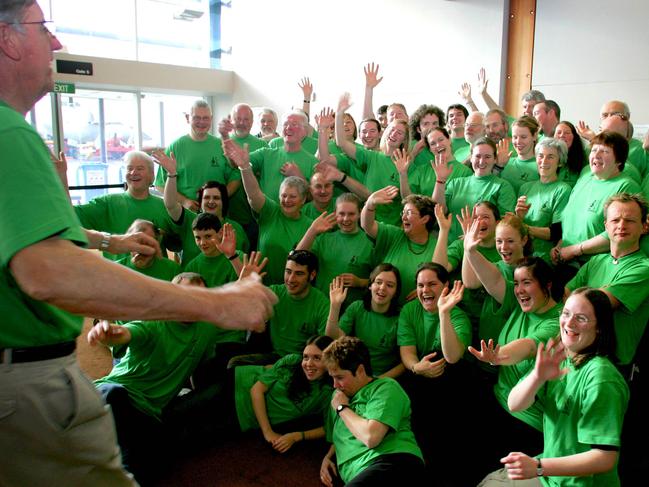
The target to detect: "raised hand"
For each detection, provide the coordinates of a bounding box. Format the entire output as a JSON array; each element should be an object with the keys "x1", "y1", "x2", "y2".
[
  {"x1": 367, "y1": 186, "x2": 399, "y2": 207},
  {"x1": 432, "y1": 151, "x2": 453, "y2": 181},
  {"x1": 223, "y1": 140, "x2": 250, "y2": 169},
  {"x1": 280, "y1": 162, "x2": 304, "y2": 178},
  {"x1": 456, "y1": 205, "x2": 474, "y2": 238},
  {"x1": 315, "y1": 107, "x2": 335, "y2": 130},
  {"x1": 314, "y1": 161, "x2": 344, "y2": 183},
  {"x1": 497, "y1": 138, "x2": 512, "y2": 165},
  {"x1": 310, "y1": 211, "x2": 338, "y2": 235},
  {"x1": 437, "y1": 280, "x2": 464, "y2": 313},
  {"x1": 214, "y1": 223, "x2": 237, "y2": 258},
  {"x1": 218, "y1": 115, "x2": 234, "y2": 139},
  {"x1": 467, "y1": 338, "x2": 509, "y2": 365},
  {"x1": 515, "y1": 195, "x2": 531, "y2": 219},
  {"x1": 434, "y1": 203, "x2": 452, "y2": 234},
  {"x1": 329, "y1": 276, "x2": 349, "y2": 306},
  {"x1": 299, "y1": 77, "x2": 313, "y2": 101},
  {"x1": 50, "y1": 150, "x2": 68, "y2": 177},
  {"x1": 338, "y1": 273, "x2": 363, "y2": 288},
  {"x1": 576, "y1": 120, "x2": 595, "y2": 142},
  {"x1": 458, "y1": 82, "x2": 473, "y2": 103},
  {"x1": 239, "y1": 251, "x2": 268, "y2": 280},
  {"x1": 392, "y1": 147, "x2": 411, "y2": 174},
  {"x1": 477, "y1": 67, "x2": 489, "y2": 94},
  {"x1": 364, "y1": 62, "x2": 383, "y2": 88},
  {"x1": 337, "y1": 92, "x2": 352, "y2": 113},
  {"x1": 533, "y1": 338, "x2": 568, "y2": 383},
  {"x1": 152, "y1": 149, "x2": 177, "y2": 174}
]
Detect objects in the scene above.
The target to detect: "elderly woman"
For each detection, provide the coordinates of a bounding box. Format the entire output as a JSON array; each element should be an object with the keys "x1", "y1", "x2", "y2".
[
  {"x1": 552, "y1": 131, "x2": 640, "y2": 265},
  {"x1": 478, "y1": 288, "x2": 628, "y2": 487},
  {"x1": 362, "y1": 188, "x2": 438, "y2": 304},
  {"x1": 224, "y1": 139, "x2": 313, "y2": 284},
  {"x1": 516, "y1": 138, "x2": 572, "y2": 260}
]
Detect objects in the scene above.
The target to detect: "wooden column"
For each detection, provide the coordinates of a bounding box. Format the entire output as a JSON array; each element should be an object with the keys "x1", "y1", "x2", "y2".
[{"x1": 504, "y1": 0, "x2": 537, "y2": 116}]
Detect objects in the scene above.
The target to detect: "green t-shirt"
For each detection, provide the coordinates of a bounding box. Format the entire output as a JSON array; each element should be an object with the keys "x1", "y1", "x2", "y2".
[
  {"x1": 311, "y1": 230, "x2": 374, "y2": 306},
  {"x1": 184, "y1": 251, "x2": 239, "y2": 287},
  {"x1": 518, "y1": 179, "x2": 572, "y2": 257},
  {"x1": 478, "y1": 261, "x2": 517, "y2": 345},
  {"x1": 561, "y1": 173, "x2": 640, "y2": 247},
  {"x1": 494, "y1": 300, "x2": 562, "y2": 430},
  {"x1": 302, "y1": 199, "x2": 334, "y2": 221},
  {"x1": 501, "y1": 155, "x2": 539, "y2": 194},
  {"x1": 397, "y1": 299, "x2": 472, "y2": 356},
  {"x1": 451, "y1": 138, "x2": 471, "y2": 162},
  {"x1": 353, "y1": 147, "x2": 403, "y2": 226},
  {"x1": 627, "y1": 137, "x2": 648, "y2": 180},
  {"x1": 374, "y1": 222, "x2": 438, "y2": 304},
  {"x1": 329, "y1": 141, "x2": 366, "y2": 189},
  {"x1": 410, "y1": 159, "x2": 472, "y2": 196},
  {"x1": 75, "y1": 192, "x2": 173, "y2": 261},
  {"x1": 567, "y1": 251, "x2": 649, "y2": 365},
  {"x1": 445, "y1": 175, "x2": 516, "y2": 242},
  {"x1": 269, "y1": 135, "x2": 318, "y2": 155},
  {"x1": 257, "y1": 199, "x2": 313, "y2": 284},
  {"x1": 537, "y1": 357, "x2": 628, "y2": 487},
  {"x1": 249, "y1": 147, "x2": 318, "y2": 202},
  {"x1": 95, "y1": 320, "x2": 219, "y2": 419},
  {"x1": 0, "y1": 100, "x2": 88, "y2": 348},
  {"x1": 154, "y1": 134, "x2": 239, "y2": 201},
  {"x1": 116, "y1": 255, "x2": 180, "y2": 282},
  {"x1": 268, "y1": 284, "x2": 329, "y2": 356},
  {"x1": 234, "y1": 354, "x2": 333, "y2": 432},
  {"x1": 325, "y1": 378, "x2": 423, "y2": 483},
  {"x1": 171, "y1": 208, "x2": 248, "y2": 269},
  {"x1": 339, "y1": 301, "x2": 401, "y2": 375},
  {"x1": 228, "y1": 134, "x2": 268, "y2": 225}
]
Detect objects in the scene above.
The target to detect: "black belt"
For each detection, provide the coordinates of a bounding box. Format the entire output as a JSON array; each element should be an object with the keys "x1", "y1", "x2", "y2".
[{"x1": 1, "y1": 341, "x2": 76, "y2": 364}]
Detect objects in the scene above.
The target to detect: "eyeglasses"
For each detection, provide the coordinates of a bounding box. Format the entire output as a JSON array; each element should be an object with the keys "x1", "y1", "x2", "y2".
[
  {"x1": 12, "y1": 20, "x2": 56, "y2": 37},
  {"x1": 191, "y1": 116, "x2": 212, "y2": 123},
  {"x1": 560, "y1": 309, "x2": 593, "y2": 324},
  {"x1": 600, "y1": 111, "x2": 629, "y2": 121}
]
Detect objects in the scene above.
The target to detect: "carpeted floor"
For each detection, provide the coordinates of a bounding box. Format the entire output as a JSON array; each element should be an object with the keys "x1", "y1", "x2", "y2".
[{"x1": 77, "y1": 318, "x2": 330, "y2": 486}]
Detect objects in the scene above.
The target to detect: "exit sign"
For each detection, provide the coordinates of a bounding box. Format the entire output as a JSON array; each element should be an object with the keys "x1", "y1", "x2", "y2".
[{"x1": 54, "y1": 82, "x2": 76, "y2": 94}]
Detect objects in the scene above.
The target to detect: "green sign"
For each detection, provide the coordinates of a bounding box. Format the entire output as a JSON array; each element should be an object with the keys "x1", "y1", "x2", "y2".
[{"x1": 54, "y1": 82, "x2": 75, "y2": 94}]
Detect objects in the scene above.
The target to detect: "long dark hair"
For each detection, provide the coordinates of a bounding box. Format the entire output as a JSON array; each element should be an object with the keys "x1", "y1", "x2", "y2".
[
  {"x1": 287, "y1": 335, "x2": 333, "y2": 404},
  {"x1": 556, "y1": 121, "x2": 586, "y2": 176}
]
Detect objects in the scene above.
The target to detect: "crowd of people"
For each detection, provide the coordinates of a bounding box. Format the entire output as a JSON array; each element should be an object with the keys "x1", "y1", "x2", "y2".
[{"x1": 2, "y1": 1, "x2": 648, "y2": 486}]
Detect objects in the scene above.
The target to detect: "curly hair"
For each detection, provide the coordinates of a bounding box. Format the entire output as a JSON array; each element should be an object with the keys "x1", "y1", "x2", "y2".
[{"x1": 409, "y1": 104, "x2": 446, "y2": 141}]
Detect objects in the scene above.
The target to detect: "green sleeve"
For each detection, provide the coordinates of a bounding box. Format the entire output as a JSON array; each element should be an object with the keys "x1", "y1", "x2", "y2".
[
  {"x1": 496, "y1": 179, "x2": 516, "y2": 214},
  {"x1": 449, "y1": 307, "x2": 472, "y2": 348},
  {"x1": 338, "y1": 301, "x2": 361, "y2": 335},
  {"x1": 397, "y1": 301, "x2": 418, "y2": 347},
  {"x1": 362, "y1": 380, "x2": 408, "y2": 431}
]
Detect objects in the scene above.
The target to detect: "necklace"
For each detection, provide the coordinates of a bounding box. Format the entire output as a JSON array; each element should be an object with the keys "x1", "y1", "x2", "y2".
[{"x1": 407, "y1": 237, "x2": 428, "y2": 255}]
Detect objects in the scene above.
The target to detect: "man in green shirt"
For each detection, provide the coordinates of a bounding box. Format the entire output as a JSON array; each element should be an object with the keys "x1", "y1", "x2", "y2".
[
  {"x1": 0, "y1": 2, "x2": 277, "y2": 485},
  {"x1": 320, "y1": 336, "x2": 424, "y2": 486}
]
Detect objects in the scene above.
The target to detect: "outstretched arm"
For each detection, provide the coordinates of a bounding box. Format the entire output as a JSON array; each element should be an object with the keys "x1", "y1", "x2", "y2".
[
  {"x1": 336, "y1": 93, "x2": 358, "y2": 159},
  {"x1": 325, "y1": 276, "x2": 348, "y2": 339},
  {"x1": 392, "y1": 148, "x2": 413, "y2": 197},
  {"x1": 477, "y1": 67, "x2": 501, "y2": 111},
  {"x1": 437, "y1": 281, "x2": 467, "y2": 363},
  {"x1": 458, "y1": 82, "x2": 478, "y2": 113},
  {"x1": 432, "y1": 204, "x2": 453, "y2": 271},
  {"x1": 222, "y1": 140, "x2": 266, "y2": 213},
  {"x1": 153, "y1": 150, "x2": 183, "y2": 221},
  {"x1": 464, "y1": 219, "x2": 507, "y2": 302},
  {"x1": 296, "y1": 211, "x2": 337, "y2": 251},
  {"x1": 315, "y1": 107, "x2": 336, "y2": 164},
  {"x1": 299, "y1": 77, "x2": 313, "y2": 119},
  {"x1": 362, "y1": 62, "x2": 383, "y2": 120},
  {"x1": 361, "y1": 186, "x2": 399, "y2": 239},
  {"x1": 315, "y1": 162, "x2": 370, "y2": 201}
]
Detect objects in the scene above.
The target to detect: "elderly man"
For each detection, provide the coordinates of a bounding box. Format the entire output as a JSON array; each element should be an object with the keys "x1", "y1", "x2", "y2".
[
  {"x1": 456, "y1": 111, "x2": 486, "y2": 162},
  {"x1": 0, "y1": 2, "x2": 276, "y2": 484},
  {"x1": 520, "y1": 89, "x2": 546, "y2": 117},
  {"x1": 257, "y1": 107, "x2": 279, "y2": 141},
  {"x1": 75, "y1": 150, "x2": 174, "y2": 260},
  {"x1": 154, "y1": 99, "x2": 239, "y2": 212}
]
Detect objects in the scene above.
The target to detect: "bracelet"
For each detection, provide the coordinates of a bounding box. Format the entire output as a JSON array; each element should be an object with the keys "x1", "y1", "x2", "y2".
[
  {"x1": 578, "y1": 243, "x2": 584, "y2": 256},
  {"x1": 436, "y1": 179, "x2": 446, "y2": 184},
  {"x1": 339, "y1": 174, "x2": 348, "y2": 184},
  {"x1": 303, "y1": 100, "x2": 310, "y2": 104},
  {"x1": 99, "y1": 232, "x2": 111, "y2": 252},
  {"x1": 227, "y1": 253, "x2": 238, "y2": 261},
  {"x1": 167, "y1": 173, "x2": 177, "y2": 178},
  {"x1": 365, "y1": 207, "x2": 376, "y2": 212},
  {"x1": 239, "y1": 165, "x2": 252, "y2": 171},
  {"x1": 494, "y1": 164, "x2": 505, "y2": 170},
  {"x1": 301, "y1": 431, "x2": 306, "y2": 441}
]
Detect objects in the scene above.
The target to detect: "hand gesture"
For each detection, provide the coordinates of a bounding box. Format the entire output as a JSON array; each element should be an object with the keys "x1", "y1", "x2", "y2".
[
  {"x1": 218, "y1": 115, "x2": 234, "y2": 139},
  {"x1": 477, "y1": 67, "x2": 489, "y2": 95},
  {"x1": 320, "y1": 454, "x2": 338, "y2": 487},
  {"x1": 458, "y1": 82, "x2": 473, "y2": 103},
  {"x1": 239, "y1": 251, "x2": 268, "y2": 280},
  {"x1": 501, "y1": 452, "x2": 538, "y2": 480},
  {"x1": 110, "y1": 231, "x2": 162, "y2": 257},
  {"x1": 533, "y1": 338, "x2": 568, "y2": 383},
  {"x1": 331, "y1": 389, "x2": 350, "y2": 410},
  {"x1": 263, "y1": 429, "x2": 282, "y2": 445},
  {"x1": 299, "y1": 77, "x2": 313, "y2": 101},
  {"x1": 392, "y1": 147, "x2": 411, "y2": 174},
  {"x1": 337, "y1": 92, "x2": 352, "y2": 113},
  {"x1": 280, "y1": 162, "x2": 305, "y2": 178},
  {"x1": 152, "y1": 149, "x2": 177, "y2": 174},
  {"x1": 310, "y1": 210, "x2": 337, "y2": 235},
  {"x1": 315, "y1": 107, "x2": 335, "y2": 130},
  {"x1": 329, "y1": 276, "x2": 349, "y2": 306},
  {"x1": 410, "y1": 138, "x2": 427, "y2": 159},
  {"x1": 367, "y1": 186, "x2": 399, "y2": 207},
  {"x1": 314, "y1": 161, "x2": 344, "y2": 183},
  {"x1": 515, "y1": 195, "x2": 531, "y2": 219},
  {"x1": 434, "y1": 203, "x2": 452, "y2": 234},
  {"x1": 576, "y1": 120, "x2": 595, "y2": 142},
  {"x1": 364, "y1": 62, "x2": 383, "y2": 88},
  {"x1": 223, "y1": 140, "x2": 251, "y2": 169},
  {"x1": 414, "y1": 352, "x2": 446, "y2": 379},
  {"x1": 456, "y1": 205, "x2": 474, "y2": 239},
  {"x1": 182, "y1": 198, "x2": 201, "y2": 212},
  {"x1": 467, "y1": 338, "x2": 509, "y2": 365},
  {"x1": 437, "y1": 280, "x2": 464, "y2": 313},
  {"x1": 272, "y1": 432, "x2": 299, "y2": 454},
  {"x1": 338, "y1": 273, "x2": 362, "y2": 288},
  {"x1": 87, "y1": 320, "x2": 130, "y2": 347},
  {"x1": 50, "y1": 150, "x2": 68, "y2": 176},
  {"x1": 432, "y1": 152, "x2": 452, "y2": 182},
  {"x1": 214, "y1": 223, "x2": 237, "y2": 258},
  {"x1": 497, "y1": 138, "x2": 513, "y2": 165}
]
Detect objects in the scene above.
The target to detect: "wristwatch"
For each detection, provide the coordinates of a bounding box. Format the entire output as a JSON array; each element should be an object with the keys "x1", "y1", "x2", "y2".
[
  {"x1": 336, "y1": 404, "x2": 350, "y2": 416},
  {"x1": 536, "y1": 458, "x2": 544, "y2": 477}
]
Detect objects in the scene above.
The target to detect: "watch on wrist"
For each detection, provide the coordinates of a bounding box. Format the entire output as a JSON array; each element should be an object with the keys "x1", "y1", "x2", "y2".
[
  {"x1": 99, "y1": 232, "x2": 111, "y2": 252},
  {"x1": 336, "y1": 404, "x2": 350, "y2": 416},
  {"x1": 536, "y1": 458, "x2": 544, "y2": 477}
]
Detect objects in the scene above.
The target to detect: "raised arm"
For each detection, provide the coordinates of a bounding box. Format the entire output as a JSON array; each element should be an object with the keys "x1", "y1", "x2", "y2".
[
  {"x1": 477, "y1": 67, "x2": 501, "y2": 112},
  {"x1": 457, "y1": 207, "x2": 481, "y2": 289},
  {"x1": 392, "y1": 148, "x2": 413, "y2": 198},
  {"x1": 296, "y1": 211, "x2": 337, "y2": 251},
  {"x1": 299, "y1": 77, "x2": 313, "y2": 119},
  {"x1": 458, "y1": 82, "x2": 479, "y2": 113},
  {"x1": 152, "y1": 149, "x2": 183, "y2": 221},
  {"x1": 437, "y1": 281, "x2": 467, "y2": 363},
  {"x1": 315, "y1": 162, "x2": 370, "y2": 201},
  {"x1": 516, "y1": 196, "x2": 551, "y2": 241},
  {"x1": 468, "y1": 337, "x2": 536, "y2": 367},
  {"x1": 222, "y1": 140, "x2": 266, "y2": 213},
  {"x1": 335, "y1": 93, "x2": 358, "y2": 159},
  {"x1": 432, "y1": 204, "x2": 453, "y2": 271},
  {"x1": 361, "y1": 186, "x2": 399, "y2": 239},
  {"x1": 315, "y1": 107, "x2": 336, "y2": 164},
  {"x1": 464, "y1": 219, "x2": 507, "y2": 302},
  {"x1": 362, "y1": 62, "x2": 383, "y2": 120},
  {"x1": 325, "y1": 276, "x2": 348, "y2": 339},
  {"x1": 431, "y1": 152, "x2": 453, "y2": 209}
]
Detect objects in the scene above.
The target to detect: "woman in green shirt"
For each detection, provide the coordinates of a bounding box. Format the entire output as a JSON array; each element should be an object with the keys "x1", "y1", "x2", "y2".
[
  {"x1": 479, "y1": 288, "x2": 628, "y2": 487},
  {"x1": 553, "y1": 121, "x2": 586, "y2": 187},
  {"x1": 500, "y1": 116, "x2": 541, "y2": 194}
]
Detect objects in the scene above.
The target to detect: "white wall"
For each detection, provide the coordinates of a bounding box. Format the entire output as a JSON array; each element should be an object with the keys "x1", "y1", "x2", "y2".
[
  {"x1": 534, "y1": 0, "x2": 649, "y2": 136},
  {"x1": 221, "y1": 0, "x2": 509, "y2": 124}
]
